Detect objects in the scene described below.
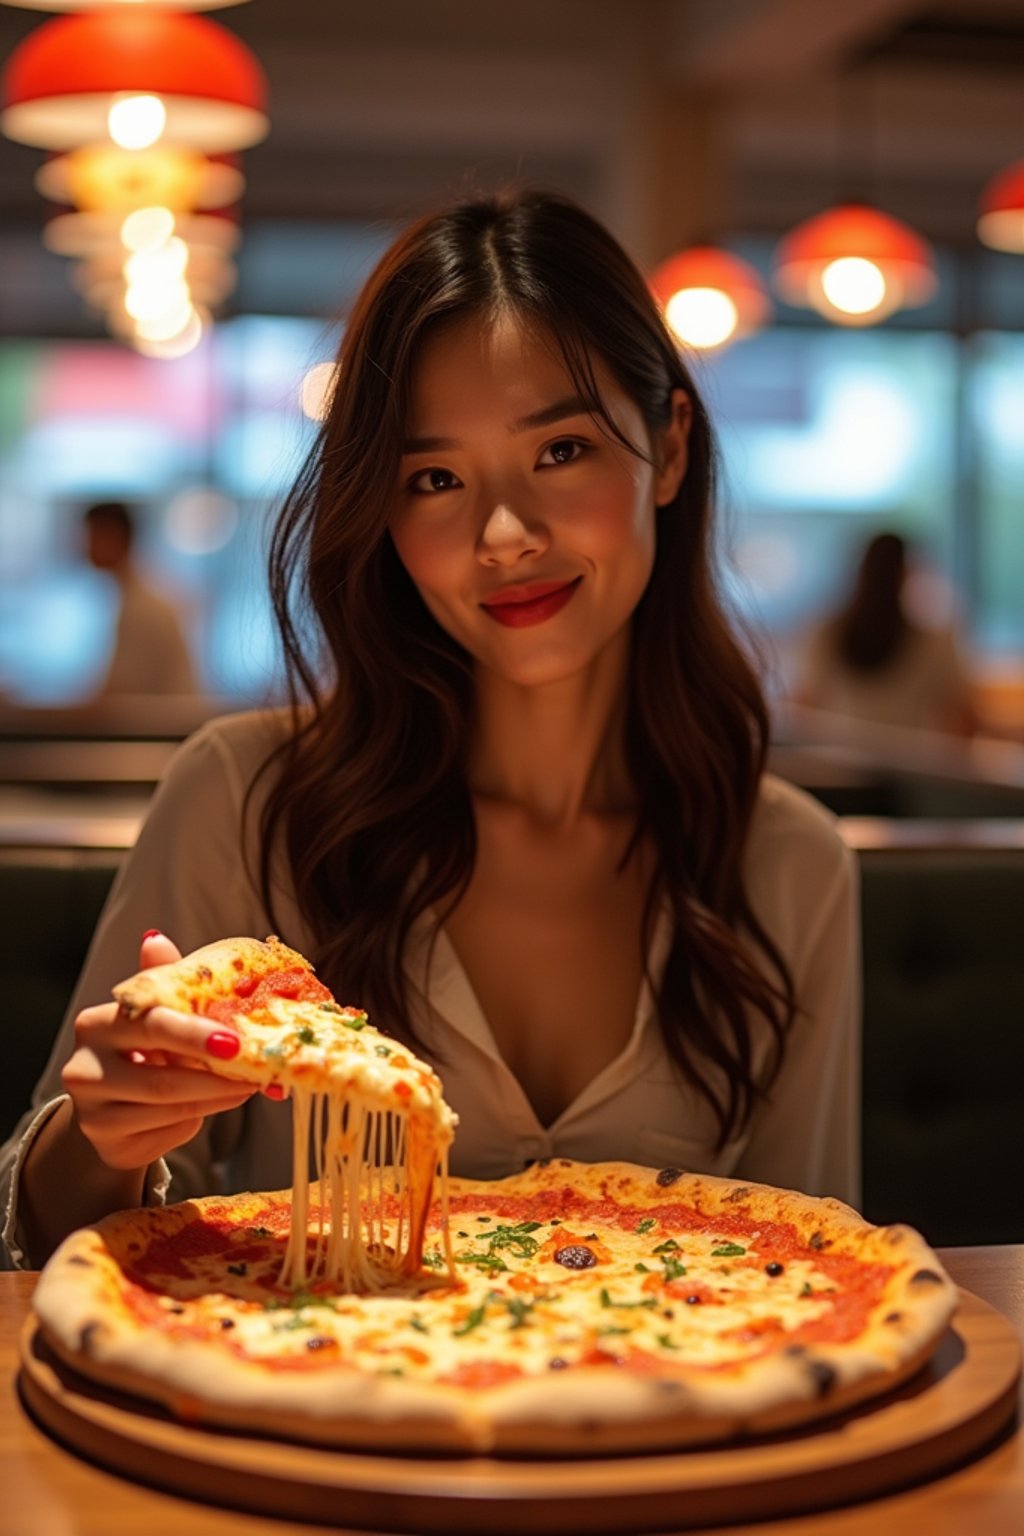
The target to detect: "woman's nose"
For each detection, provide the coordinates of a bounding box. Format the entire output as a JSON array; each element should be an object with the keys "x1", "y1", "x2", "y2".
[{"x1": 477, "y1": 502, "x2": 547, "y2": 564}]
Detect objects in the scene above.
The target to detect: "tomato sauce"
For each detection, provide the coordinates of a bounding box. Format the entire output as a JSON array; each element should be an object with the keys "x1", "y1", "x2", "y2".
[{"x1": 201, "y1": 967, "x2": 332, "y2": 1024}]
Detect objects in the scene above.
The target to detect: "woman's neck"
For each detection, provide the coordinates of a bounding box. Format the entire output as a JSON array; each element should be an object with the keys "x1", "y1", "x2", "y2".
[{"x1": 468, "y1": 641, "x2": 634, "y2": 830}]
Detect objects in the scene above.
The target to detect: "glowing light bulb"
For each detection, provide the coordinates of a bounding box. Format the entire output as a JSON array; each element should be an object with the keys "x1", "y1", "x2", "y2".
[
  {"x1": 664, "y1": 287, "x2": 739, "y2": 349},
  {"x1": 820, "y1": 257, "x2": 887, "y2": 317},
  {"x1": 134, "y1": 308, "x2": 206, "y2": 360},
  {"x1": 124, "y1": 236, "x2": 189, "y2": 288},
  {"x1": 107, "y1": 94, "x2": 167, "y2": 151},
  {"x1": 134, "y1": 297, "x2": 198, "y2": 343},
  {"x1": 300, "y1": 361, "x2": 340, "y2": 422},
  {"x1": 124, "y1": 275, "x2": 191, "y2": 324},
  {"x1": 121, "y1": 206, "x2": 176, "y2": 254}
]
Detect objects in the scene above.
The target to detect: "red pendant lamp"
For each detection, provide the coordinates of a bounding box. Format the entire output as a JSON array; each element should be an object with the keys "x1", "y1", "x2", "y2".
[
  {"x1": 649, "y1": 247, "x2": 772, "y2": 351},
  {"x1": 0, "y1": 9, "x2": 268, "y2": 152},
  {"x1": 1, "y1": 1, "x2": 249, "y2": 9},
  {"x1": 977, "y1": 162, "x2": 1024, "y2": 254},
  {"x1": 773, "y1": 203, "x2": 937, "y2": 326}
]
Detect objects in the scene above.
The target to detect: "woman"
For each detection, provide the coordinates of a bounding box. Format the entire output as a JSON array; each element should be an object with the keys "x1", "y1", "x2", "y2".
[{"x1": 2, "y1": 190, "x2": 859, "y2": 1270}]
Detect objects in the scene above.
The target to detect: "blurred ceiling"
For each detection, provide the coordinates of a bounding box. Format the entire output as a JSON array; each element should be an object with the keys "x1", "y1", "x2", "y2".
[{"x1": 0, "y1": 0, "x2": 1021, "y2": 334}]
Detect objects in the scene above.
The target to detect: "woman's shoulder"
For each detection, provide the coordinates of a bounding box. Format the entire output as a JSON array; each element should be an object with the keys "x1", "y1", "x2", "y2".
[
  {"x1": 747, "y1": 773, "x2": 852, "y2": 888},
  {"x1": 146, "y1": 707, "x2": 296, "y2": 820}
]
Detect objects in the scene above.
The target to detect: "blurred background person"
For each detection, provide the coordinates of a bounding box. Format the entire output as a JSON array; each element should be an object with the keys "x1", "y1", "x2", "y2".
[
  {"x1": 792, "y1": 531, "x2": 978, "y2": 736},
  {"x1": 83, "y1": 501, "x2": 199, "y2": 699}
]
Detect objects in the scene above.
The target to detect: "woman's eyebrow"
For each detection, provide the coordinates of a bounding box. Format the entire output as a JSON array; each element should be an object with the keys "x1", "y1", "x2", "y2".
[{"x1": 402, "y1": 395, "x2": 591, "y2": 455}]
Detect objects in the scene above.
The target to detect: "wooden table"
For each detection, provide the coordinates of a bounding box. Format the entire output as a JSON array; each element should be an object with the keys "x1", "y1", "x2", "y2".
[{"x1": 3, "y1": 1248, "x2": 1023, "y2": 1536}]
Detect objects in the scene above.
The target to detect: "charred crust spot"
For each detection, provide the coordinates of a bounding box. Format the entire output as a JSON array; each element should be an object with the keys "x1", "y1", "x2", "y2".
[
  {"x1": 809, "y1": 1231, "x2": 828, "y2": 1251},
  {"x1": 67, "y1": 1255, "x2": 92, "y2": 1268},
  {"x1": 656, "y1": 1168, "x2": 683, "y2": 1187},
  {"x1": 79, "y1": 1322, "x2": 101, "y2": 1353},
  {"x1": 168, "y1": 1304, "x2": 186, "y2": 1315},
  {"x1": 910, "y1": 1268, "x2": 945, "y2": 1286},
  {"x1": 885, "y1": 1311, "x2": 903, "y2": 1325},
  {"x1": 806, "y1": 1359, "x2": 837, "y2": 1397},
  {"x1": 784, "y1": 1344, "x2": 807, "y2": 1358},
  {"x1": 197, "y1": 965, "x2": 213, "y2": 981},
  {"x1": 725, "y1": 1186, "x2": 751, "y2": 1203}
]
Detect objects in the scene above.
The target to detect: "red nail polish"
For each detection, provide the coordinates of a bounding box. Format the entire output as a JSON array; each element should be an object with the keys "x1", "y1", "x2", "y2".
[
  {"x1": 207, "y1": 1032, "x2": 241, "y2": 1060},
  {"x1": 142, "y1": 929, "x2": 161, "y2": 941},
  {"x1": 265, "y1": 1083, "x2": 285, "y2": 1100}
]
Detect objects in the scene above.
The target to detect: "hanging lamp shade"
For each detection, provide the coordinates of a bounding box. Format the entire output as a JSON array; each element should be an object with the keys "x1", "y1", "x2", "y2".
[
  {"x1": 774, "y1": 203, "x2": 936, "y2": 325},
  {"x1": 977, "y1": 161, "x2": 1024, "y2": 254},
  {"x1": 0, "y1": 9, "x2": 268, "y2": 152},
  {"x1": 44, "y1": 205, "x2": 241, "y2": 259},
  {"x1": 650, "y1": 246, "x2": 771, "y2": 350},
  {"x1": 2, "y1": 1, "x2": 250, "y2": 10},
  {"x1": 36, "y1": 144, "x2": 245, "y2": 214}
]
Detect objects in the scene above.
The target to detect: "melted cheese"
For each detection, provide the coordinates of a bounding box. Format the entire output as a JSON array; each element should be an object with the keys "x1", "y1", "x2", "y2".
[{"x1": 278, "y1": 1085, "x2": 455, "y2": 1295}]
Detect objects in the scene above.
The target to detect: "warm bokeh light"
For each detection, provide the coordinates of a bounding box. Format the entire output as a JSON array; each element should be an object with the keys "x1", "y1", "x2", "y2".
[
  {"x1": 300, "y1": 360, "x2": 339, "y2": 422},
  {"x1": 124, "y1": 274, "x2": 190, "y2": 324},
  {"x1": 133, "y1": 308, "x2": 206, "y2": 358},
  {"x1": 774, "y1": 204, "x2": 935, "y2": 326},
  {"x1": 124, "y1": 235, "x2": 189, "y2": 288},
  {"x1": 820, "y1": 257, "x2": 888, "y2": 317},
  {"x1": 120, "y1": 206, "x2": 176, "y2": 252},
  {"x1": 107, "y1": 92, "x2": 166, "y2": 150},
  {"x1": 664, "y1": 287, "x2": 739, "y2": 349}
]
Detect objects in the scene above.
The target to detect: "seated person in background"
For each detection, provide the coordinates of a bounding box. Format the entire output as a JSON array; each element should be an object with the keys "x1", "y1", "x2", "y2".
[
  {"x1": 84, "y1": 500, "x2": 199, "y2": 697},
  {"x1": 793, "y1": 531, "x2": 977, "y2": 735}
]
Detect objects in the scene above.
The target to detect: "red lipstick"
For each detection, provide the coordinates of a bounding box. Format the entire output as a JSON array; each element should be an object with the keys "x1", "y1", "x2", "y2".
[{"x1": 480, "y1": 577, "x2": 582, "y2": 628}]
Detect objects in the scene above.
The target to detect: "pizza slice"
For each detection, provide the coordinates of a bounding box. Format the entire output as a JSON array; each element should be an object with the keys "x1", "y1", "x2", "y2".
[{"x1": 113, "y1": 935, "x2": 457, "y2": 1295}]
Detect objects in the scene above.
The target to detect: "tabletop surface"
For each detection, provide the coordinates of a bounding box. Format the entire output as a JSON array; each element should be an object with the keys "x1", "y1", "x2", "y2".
[{"x1": 3, "y1": 1246, "x2": 1023, "y2": 1536}]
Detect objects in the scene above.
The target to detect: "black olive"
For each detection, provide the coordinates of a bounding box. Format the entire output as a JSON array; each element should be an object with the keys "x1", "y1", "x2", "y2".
[
  {"x1": 218, "y1": 1318, "x2": 236, "y2": 1330},
  {"x1": 548, "y1": 1357, "x2": 569, "y2": 1370},
  {"x1": 306, "y1": 1335, "x2": 334, "y2": 1351},
  {"x1": 685, "y1": 1294, "x2": 702, "y2": 1305},
  {"x1": 765, "y1": 1261, "x2": 784, "y2": 1277},
  {"x1": 554, "y1": 1245, "x2": 597, "y2": 1269}
]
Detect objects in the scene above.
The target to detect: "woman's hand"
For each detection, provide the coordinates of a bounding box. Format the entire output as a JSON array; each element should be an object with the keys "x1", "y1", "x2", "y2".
[{"x1": 62, "y1": 930, "x2": 256, "y2": 1172}]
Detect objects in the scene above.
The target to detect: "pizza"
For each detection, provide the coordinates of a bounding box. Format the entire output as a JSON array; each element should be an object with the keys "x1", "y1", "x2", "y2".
[
  {"x1": 30, "y1": 936, "x2": 957, "y2": 1454},
  {"x1": 32, "y1": 1160, "x2": 958, "y2": 1454},
  {"x1": 112, "y1": 935, "x2": 458, "y2": 1293}
]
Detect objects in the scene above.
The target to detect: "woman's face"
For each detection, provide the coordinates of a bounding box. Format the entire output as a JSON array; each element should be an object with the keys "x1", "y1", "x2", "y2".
[{"x1": 388, "y1": 313, "x2": 690, "y2": 690}]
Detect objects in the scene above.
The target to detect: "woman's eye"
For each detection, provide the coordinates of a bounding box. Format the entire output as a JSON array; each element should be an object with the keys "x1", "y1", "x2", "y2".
[
  {"x1": 540, "y1": 439, "x2": 585, "y2": 467},
  {"x1": 408, "y1": 467, "x2": 460, "y2": 495}
]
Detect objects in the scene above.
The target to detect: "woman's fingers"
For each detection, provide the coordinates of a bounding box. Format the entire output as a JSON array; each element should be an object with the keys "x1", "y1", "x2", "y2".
[
  {"x1": 74, "y1": 1002, "x2": 241, "y2": 1069},
  {"x1": 63, "y1": 1048, "x2": 254, "y2": 1106},
  {"x1": 139, "y1": 929, "x2": 182, "y2": 967}
]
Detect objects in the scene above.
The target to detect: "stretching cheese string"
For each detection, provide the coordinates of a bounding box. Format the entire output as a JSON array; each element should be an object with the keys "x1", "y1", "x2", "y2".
[{"x1": 279, "y1": 1086, "x2": 453, "y2": 1294}]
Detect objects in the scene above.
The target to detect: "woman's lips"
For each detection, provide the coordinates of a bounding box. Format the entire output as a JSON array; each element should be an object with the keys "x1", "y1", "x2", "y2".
[{"x1": 480, "y1": 577, "x2": 582, "y2": 628}]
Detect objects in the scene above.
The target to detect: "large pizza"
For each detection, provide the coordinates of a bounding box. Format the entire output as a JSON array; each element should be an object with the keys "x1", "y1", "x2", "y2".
[{"x1": 31, "y1": 938, "x2": 958, "y2": 1455}]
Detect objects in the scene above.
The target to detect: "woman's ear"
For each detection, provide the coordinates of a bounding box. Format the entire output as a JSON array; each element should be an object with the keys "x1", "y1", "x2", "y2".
[{"x1": 654, "y1": 388, "x2": 692, "y2": 507}]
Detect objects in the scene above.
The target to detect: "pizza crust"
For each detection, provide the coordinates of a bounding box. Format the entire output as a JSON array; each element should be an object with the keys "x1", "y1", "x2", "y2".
[{"x1": 32, "y1": 1162, "x2": 959, "y2": 1454}]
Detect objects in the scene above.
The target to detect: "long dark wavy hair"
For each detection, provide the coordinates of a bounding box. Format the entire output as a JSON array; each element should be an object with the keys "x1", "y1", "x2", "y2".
[
  {"x1": 834, "y1": 532, "x2": 909, "y2": 672},
  {"x1": 254, "y1": 188, "x2": 796, "y2": 1149}
]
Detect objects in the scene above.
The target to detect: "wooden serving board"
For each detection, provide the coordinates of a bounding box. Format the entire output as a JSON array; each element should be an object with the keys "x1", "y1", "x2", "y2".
[{"x1": 18, "y1": 1289, "x2": 1020, "y2": 1535}]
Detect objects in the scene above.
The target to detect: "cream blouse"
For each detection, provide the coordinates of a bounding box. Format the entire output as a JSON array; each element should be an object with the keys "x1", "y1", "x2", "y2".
[{"x1": 2, "y1": 710, "x2": 861, "y2": 1269}]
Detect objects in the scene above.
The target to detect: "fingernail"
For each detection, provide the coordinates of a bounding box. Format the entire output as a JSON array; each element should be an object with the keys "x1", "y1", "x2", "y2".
[
  {"x1": 207, "y1": 1032, "x2": 241, "y2": 1061},
  {"x1": 264, "y1": 1083, "x2": 285, "y2": 1100},
  {"x1": 142, "y1": 929, "x2": 161, "y2": 941}
]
